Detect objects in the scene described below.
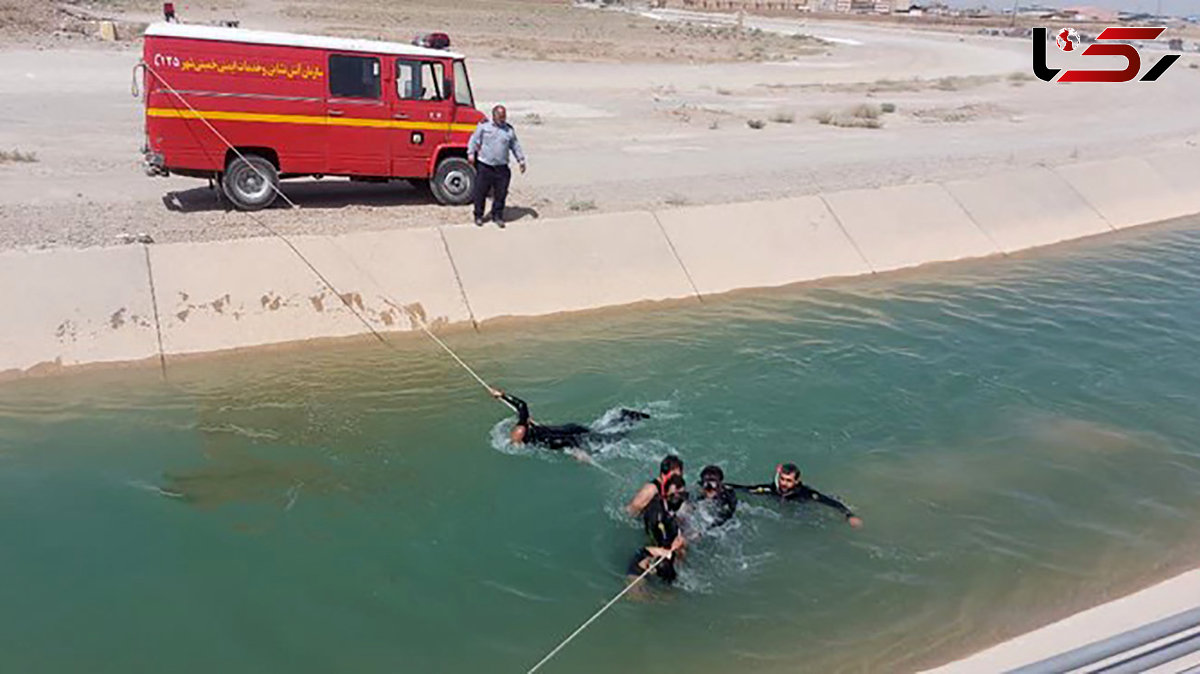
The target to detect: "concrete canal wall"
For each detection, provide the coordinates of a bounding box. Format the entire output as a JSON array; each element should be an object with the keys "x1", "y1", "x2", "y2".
[{"x1": 4, "y1": 150, "x2": 1200, "y2": 379}]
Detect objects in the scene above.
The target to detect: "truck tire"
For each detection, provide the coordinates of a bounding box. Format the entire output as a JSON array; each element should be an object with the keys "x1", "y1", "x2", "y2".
[
  {"x1": 429, "y1": 157, "x2": 475, "y2": 206},
  {"x1": 222, "y1": 154, "x2": 279, "y2": 211}
]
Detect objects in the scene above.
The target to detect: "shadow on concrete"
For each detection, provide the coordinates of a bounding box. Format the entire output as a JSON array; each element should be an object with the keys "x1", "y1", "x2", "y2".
[
  {"x1": 161, "y1": 178, "x2": 438, "y2": 214},
  {"x1": 495, "y1": 205, "x2": 540, "y2": 223}
]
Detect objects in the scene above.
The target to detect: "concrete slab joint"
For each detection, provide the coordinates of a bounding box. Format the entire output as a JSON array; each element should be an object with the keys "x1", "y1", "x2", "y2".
[
  {"x1": 440, "y1": 210, "x2": 698, "y2": 322},
  {"x1": 820, "y1": 181, "x2": 1002, "y2": 273},
  {"x1": 1052, "y1": 156, "x2": 1196, "y2": 229},
  {"x1": 941, "y1": 166, "x2": 1112, "y2": 254},
  {"x1": 655, "y1": 196, "x2": 873, "y2": 295},
  {"x1": 0, "y1": 245, "x2": 160, "y2": 376}
]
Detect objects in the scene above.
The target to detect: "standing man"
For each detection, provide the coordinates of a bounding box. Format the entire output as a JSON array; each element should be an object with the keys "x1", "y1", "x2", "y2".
[{"x1": 468, "y1": 104, "x2": 526, "y2": 228}]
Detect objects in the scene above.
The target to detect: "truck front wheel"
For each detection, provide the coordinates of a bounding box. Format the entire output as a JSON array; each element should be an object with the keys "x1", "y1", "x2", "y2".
[
  {"x1": 430, "y1": 157, "x2": 475, "y2": 206},
  {"x1": 222, "y1": 155, "x2": 279, "y2": 211}
]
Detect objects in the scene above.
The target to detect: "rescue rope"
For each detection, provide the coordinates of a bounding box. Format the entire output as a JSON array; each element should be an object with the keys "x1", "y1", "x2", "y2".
[
  {"x1": 525, "y1": 554, "x2": 669, "y2": 674},
  {"x1": 140, "y1": 62, "x2": 499, "y2": 393},
  {"x1": 528, "y1": 507, "x2": 717, "y2": 673},
  {"x1": 141, "y1": 61, "x2": 300, "y2": 210},
  {"x1": 565, "y1": 449, "x2": 621, "y2": 479},
  {"x1": 247, "y1": 207, "x2": 496, "y2": 392},
  {"x1": 413, "y1": 321, "x2": 491, "y2": 392},
  {"x1": 143, "y1": 69, "x2": 656, "y2": 647},
  {"x1": 138, "y1": 65, "x2": 631, "y2": 479}
]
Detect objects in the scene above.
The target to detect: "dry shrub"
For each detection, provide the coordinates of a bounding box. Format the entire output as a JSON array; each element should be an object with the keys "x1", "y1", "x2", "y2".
[
  {"x1": 852, "y1": 103, "x2": 882, "y2": 119},
  {"x1": 812, "y1": 108, "x2": 884, "y2": 129},
  {"x1": 0, "y1": 148, "x2": 38, "y2": 163}
]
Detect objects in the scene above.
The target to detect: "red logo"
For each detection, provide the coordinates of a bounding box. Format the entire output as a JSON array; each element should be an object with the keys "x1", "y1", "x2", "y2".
[
  {"x1": 1034, "y1": 27, "x2": 1180, "y2": 83},
  {"x1": 1056, "y1": 28, "x2": 1078, "y2": 52}
]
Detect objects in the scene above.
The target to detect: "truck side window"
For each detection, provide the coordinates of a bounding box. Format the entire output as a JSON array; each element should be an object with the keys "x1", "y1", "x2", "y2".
[
  {"x1": 453, "y1": 60, "x2": 474, "y2": 108},
  {"x1": 397, "y1": 60, "x2": 445, "y2": 101},
  {"x1": 329, "y1": 54, "x2": 380, "y2": 99}
]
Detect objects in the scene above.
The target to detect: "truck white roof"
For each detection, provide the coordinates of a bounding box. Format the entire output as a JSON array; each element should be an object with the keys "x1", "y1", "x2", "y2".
[{"x1": 144, "y1": 22, "x2": 465, "y2": 60}]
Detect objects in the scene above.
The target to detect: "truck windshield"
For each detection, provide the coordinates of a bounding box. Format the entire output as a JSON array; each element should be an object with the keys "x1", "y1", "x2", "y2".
[{"x1": 453, "y1": 60, "x2": 474, "y2": 108}]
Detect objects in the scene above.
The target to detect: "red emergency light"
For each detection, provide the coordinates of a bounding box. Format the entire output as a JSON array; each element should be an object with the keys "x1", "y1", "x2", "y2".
[
  {"x1": 412, "y1": 32, "x2": 451, "y2": 49},
  {"x1": 163, "y1": 2, "x2": 176, "y2": 22}
]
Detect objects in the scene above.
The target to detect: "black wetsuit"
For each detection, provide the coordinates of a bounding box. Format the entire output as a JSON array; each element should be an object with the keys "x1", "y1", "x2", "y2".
[
  {"x1": 498, "y1": 393, "x2": 649, "y2": 450},
  {"x1": 729, "y1": 482, "x2": 856, "y2": 519},
  {"x1": 627, "y1": 496, "x2": 682, "y2": 583},
  {"x1": 697, "y1": 485, "x2": 738, "y2": 527}
]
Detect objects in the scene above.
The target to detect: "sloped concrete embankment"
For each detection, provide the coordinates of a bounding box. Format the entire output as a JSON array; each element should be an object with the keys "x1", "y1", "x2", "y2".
[
  {"x1": 3, "y1": 151, "x2": 1199, "y2": 380},
  {"x1": 921, "y1": 568, "x2": 1200, "y2": 673}
]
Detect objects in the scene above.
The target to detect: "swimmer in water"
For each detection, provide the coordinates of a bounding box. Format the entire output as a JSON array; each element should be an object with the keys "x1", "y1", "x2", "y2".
[
  {"x1": 627, "y1": 473, "x2": 689, "y2": 584},
  {"x1": 729, "y1": 463, "x2": 863, "y2": 528},
  {"x1": 489, "y1": 388, "x2": 650, "y2": 450},
  {"x1": 625, "y1": 454, "x2": 684, "y2": 517},
  {"x1": 695, "y1": 464, "x2": 737, "y2": 528}
]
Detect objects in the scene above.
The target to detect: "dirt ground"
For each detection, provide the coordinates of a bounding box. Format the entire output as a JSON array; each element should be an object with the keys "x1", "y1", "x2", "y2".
[
  {"x1": 1, "y1": 0, "x2": 1199, "y2": 251},
  {"x1": 0, "y1": 0, "x2": 828, "y2": 61}
]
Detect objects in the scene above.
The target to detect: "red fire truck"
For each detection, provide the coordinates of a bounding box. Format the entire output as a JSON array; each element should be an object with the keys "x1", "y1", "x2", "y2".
[{"x1": 141, "y1": 22, "x2": 486, "y2": 210}]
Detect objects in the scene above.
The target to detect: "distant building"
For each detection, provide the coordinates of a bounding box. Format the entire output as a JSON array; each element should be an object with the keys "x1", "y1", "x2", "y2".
[
  {"x1": 1118, "y1": 11, "x2": 1155, "y2": 23},
  {"x1": 1054, "y1": 6, "x2": 1119, "y2": 22},
  {"x1": 905, "y1": 2, "x2": 950, "y2": 16},
  {"x1": 962, "y1": 7, "x2": 994, "y2": 18},
  {"x1": 874, "y1": 0, "x2": 908, "y2": 14},
  {"x1": 834, "y1": 0, "x2": 876, "y2": 12},
  {"x1": 1008, "y1": 4, "x2": 1056, "y2": 18}
]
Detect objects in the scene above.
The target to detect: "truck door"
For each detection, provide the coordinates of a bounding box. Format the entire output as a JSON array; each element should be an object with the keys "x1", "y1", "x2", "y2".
[
  {"x1": 325, "y1": 53, "x2": 389, "y2": 176},
  {"x1": 391, "y1": 59, "x2": 453, "y2": 177}
]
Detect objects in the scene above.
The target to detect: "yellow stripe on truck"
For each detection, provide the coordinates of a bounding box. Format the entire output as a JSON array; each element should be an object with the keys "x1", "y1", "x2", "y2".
[{"x1": 147, "y1": 107, "x2": 477, "y2": 133}]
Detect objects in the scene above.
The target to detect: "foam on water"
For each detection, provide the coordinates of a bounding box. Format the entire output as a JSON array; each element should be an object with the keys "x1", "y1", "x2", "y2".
[{"x1": 485, "y1": 397, "x2": 784, "y2": 594}]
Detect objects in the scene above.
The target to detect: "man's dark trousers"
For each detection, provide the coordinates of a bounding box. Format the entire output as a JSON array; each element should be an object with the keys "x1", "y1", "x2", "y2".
[{"x1": 474, "y1": 162, "x2": 511, "y2": 221}]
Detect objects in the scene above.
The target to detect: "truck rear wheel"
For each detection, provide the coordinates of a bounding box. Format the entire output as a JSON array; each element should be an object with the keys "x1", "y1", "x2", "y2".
[
  {"x1": 222, "y1": 154, "x2": 279, "y2": 211},
  {"x1": 430, "y1": 157, "x2": 475, "y2": 206}
]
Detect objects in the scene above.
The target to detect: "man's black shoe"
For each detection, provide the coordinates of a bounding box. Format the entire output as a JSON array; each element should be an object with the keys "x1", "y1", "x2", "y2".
[{"x1": 474, "y1": 217, "x2": 485, "y2": 227}]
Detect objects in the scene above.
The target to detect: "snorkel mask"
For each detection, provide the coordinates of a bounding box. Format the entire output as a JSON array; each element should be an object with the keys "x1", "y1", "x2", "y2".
[{"x1": 700, "y1": 465, "x2": 724, "y2": 494}]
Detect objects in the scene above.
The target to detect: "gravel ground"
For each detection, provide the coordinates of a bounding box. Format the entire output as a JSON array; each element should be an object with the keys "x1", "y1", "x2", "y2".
[{"x1": 2, "y1": 1, "x2": 1199, "y2": 251}]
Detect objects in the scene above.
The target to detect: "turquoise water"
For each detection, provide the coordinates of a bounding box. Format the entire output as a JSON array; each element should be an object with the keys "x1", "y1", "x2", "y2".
[{"x1": 3, "y1": 221, "x2": 1200, "y2": 673}]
